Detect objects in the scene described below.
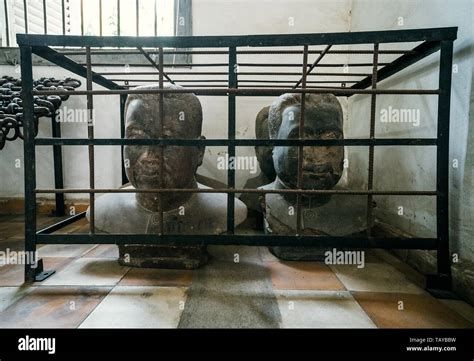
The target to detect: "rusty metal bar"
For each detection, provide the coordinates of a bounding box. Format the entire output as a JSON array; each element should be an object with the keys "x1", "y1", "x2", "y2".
[
  {"x1": 86, "y1": 47, "x2": 95, "y2": 234},
  {"x1": 296, "y1": 45, "x2": 309, "y2": 234},
  {"x1": 80, "y1": 0, "x2": 84, "y2": 36},
  {"x1": 43, "y1": 0, "x2": 47, "y2": 34},
  {"x1": 35, "y1": 188, "x2": 438, "y2": 196},
  {"x1": 366, "y1": 43, "x2": 379, "y2": 237},
  {"x1": 33, "y1": 88, "x2": 440, "y2": 96},
  {"x1": 137, "y1": 47, "x2": 175, "y2": 84},
  {"x1": 57, "y1": 49, "x2": 415, "y2": 56},
  {"x1": 158, "y1": 47, "x2": 165, "y2": 235},
  {"x1": 3, "y1": 0, "x2": 9, "y2": 46},
  {"x1": 294, "y1": 44, "x2": 331, "y2": 88},
  {"x1": 99, "y1": 0, "x2": 103, "y2": 36}
]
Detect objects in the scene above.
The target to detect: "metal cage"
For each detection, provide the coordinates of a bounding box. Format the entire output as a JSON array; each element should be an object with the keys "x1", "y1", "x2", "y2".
[{"x1": 17, "y1": 27, "x2": 456, "y2": 294}]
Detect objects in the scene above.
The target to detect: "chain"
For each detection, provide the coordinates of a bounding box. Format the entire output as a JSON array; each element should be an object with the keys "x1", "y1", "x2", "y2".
[{"x1": 0, "y1": 75, "x2": 81, "y2": 150}]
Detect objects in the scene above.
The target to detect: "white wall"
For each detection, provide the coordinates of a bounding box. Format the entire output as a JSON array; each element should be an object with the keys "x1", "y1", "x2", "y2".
[{"x1": 347, "y1": 0, "x2": 474, "y2": 263}]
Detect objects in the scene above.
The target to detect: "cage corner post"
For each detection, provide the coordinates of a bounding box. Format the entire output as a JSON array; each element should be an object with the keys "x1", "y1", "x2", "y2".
[
  {"x1": 20, "y1": 44, "x2": 55, "y2": 282},
  {"x1": 426, "y1": 39, "x2": 454, "y2": 298}
]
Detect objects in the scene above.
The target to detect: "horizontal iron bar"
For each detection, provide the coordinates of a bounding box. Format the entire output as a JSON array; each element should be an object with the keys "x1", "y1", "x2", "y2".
[
  {"x1": 109, "y1": 79, "x2": 358, "y2": 84},
  {"x1": 32, "y1": 87, "x2": 440, "y2": 96},
  {"x1": 98, "y1": 71, "x2": 371, "y2": 76},
  {"x1": 36, "y1": 212, "x2": 86, "y2": 234},
  {"x1": 35, "y1": 188, "x2": 437, "y2": 196},
  {"x1": 17, "y1": 27, "x2": 457, "y2": 47},
  {"x1": 35, "y1": 233, "x2": 438, "y2": 249},
  {"x1": 76, "y1": 62, "x2": 389, "y2": 68},
  {"x1": 97, "y1": 72, "x2": 368, "y2": 77},
  {"x1": 34, "y1": 138, "x2": 438, "y2": 146},
  {"x1": 57, "y1": 49, "x2": 416, "y2": 55}
]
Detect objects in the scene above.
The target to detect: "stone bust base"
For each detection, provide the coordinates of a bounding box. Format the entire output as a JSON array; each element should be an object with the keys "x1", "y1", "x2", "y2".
[{"x1": 118, "y1": 244, "x2": 209, "y2": 269}]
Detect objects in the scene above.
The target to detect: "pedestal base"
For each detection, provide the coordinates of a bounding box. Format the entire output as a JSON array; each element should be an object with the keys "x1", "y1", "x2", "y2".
[{"x1": 118, "y1": 244, "x2": 209, "y2": 270}]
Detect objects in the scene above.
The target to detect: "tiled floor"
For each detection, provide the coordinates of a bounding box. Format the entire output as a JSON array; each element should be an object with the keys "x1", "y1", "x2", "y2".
[{"x1": 0, "y1": 214, "x2": 473, "y2": 328}]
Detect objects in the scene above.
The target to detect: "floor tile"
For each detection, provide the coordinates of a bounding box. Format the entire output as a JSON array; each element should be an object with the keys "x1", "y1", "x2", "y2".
[
  {"x1": 330, "y1": 262, "x2": 425, "y2": 294},
  {"x1": 276, "y1": 290, "x2": 376, "y2": 328},
  {"x1": 178, "y1": 258, "x2": 280, "y2": 328},
  {"x1": 267, "y1": 261, "x2": 345, "y2": 291},
  {"x1": 0, "y1": 238, "x2": 25, "y2": 253},
  {"x1": 0, "y1": 286, "x2": 33, "y2": 312},
  {"x1": 83, "y1": 245, "x2": 119, "y2": 259},
  {"x1": 440, "y1": 299, "x2": 474, "y2": 324},
  {"x1": 208, "y1": 245, "x2": 262, "y2": 264},
  {"x1": 37, "y1": 244, "x2": 97, "y2": 258},
  {"x1": 0, "y1": 286, "x2": 111, "y2": 328},
  {"x1": 353, "y1": 292, "x2": 474, "y2": 328},
  {"x1": 42, "y1": 258, "x2": 129, "y2": 286},
  {"x1": 79, "y1": 286, "x2": 187, "y2": 328},
  {"x1": 0, "y1": 257, "x2": 73, "y2": 286},
  {"x1": 119, "y1": 267, "x2": 194, "y2": 287}
]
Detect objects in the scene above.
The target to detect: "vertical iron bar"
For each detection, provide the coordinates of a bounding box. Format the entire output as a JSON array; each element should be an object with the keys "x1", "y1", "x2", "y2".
[
  {"x1": 80, "y1": 0, "x2": 84, "y2": 36},
  {"x1": 23, "y1": 0, "x2": 28, "y2": 34},
  {"x1": 61, "y1": 0, "x2": 65, "y2": 35},
  {"x1": 3, "y1": 0, "x2": 9, "y2": 46},
  {"x1": 43, "y1": 0, "x2": 47, "y2": 34},
  {"x1": 117, "y1": 0, "x2": 120, "y2": 36},
  {"x1": 366, "y1": 43, "x2": 379, "y2": 237},
  {"x1": 227, "y1": 47, "x2": 237, "y2": 234},
  {"x1": 136, "y1": 0, "x2": 139, "y2": 36},
  {"x1": 99, "y1": 0, "x2": 103, "y2": 36},
  {"x1": 20, "y1": 45, "x2": 36, "y2": 282},
  {"x1": 51, "y1": 115, "x2": 65, "y2": 216},
  {"x1": 120, "y1": 94, "x2": 128, "y2": 185},
  {"x1": 86, "y1": 47, "x2": 95, "y2": 233},
  {"x1": 296, "y1": 45, "x2": 308, "y2": 234},
  {"x1": 154, "y1": 0, "x2": 157, "y2": 36},
  {"x1": 158, "y1": 47, "x2": 164, "y2": 234},
  {"x1": 436, "y1": 40, "x2": 453, "y2": 280}
]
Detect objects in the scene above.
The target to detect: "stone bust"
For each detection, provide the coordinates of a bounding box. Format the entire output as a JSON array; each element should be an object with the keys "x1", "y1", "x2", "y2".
[
  {"x1": 260, "y1": 93, "x2": 367, "y2": 260},
  {"x1": 87, "y1": 84, "x2": 248, "y2": 269}
]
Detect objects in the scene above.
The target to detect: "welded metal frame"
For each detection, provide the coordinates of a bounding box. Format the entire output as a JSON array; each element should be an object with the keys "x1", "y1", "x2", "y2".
[{"x1": 17, "y1": 27, "x2": 456, "y2": 293}]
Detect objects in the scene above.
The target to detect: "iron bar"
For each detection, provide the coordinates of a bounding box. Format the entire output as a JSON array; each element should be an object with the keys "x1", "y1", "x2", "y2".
[
  {"x1": 296, "y1": 45, "x2": 308, "y2": 234},
  {"x1": 36, "y1": 233, "x2": 439, "y2": 250},
  {"x1": 34, "y1": 138, "x2": 438, "y2": 146},
  {"x1": 32, "y1": 88, "x2": 439, "y2": 96},
  {"x1": 137, "y1": 47, "x2": 175, "y2": 84},
  {"x1": 294, "y1": 44, "x2": 331, "y2": 88},
  {"x1": 366, "y1": 43, "x2": 379, "y2": 237},
  {"x1": 86, "y1": 47, "x2": 95, "y2": 234},
  {"x1": 20, "y1": 45, "x2": 35, "y2": 282},
  {"x1": 158, "y1": 47, "x2": 164, "y2": 235},
  {"x1": 50, "y1": 114, "x2": 65, "y2": 216},
  {"x1": 435, "y1": 40, "x2": 454, "y2": 283},
  {"x1": 3, "y1": 0, "x2": 9, "y2": 46},
  {"x1": 35, "y1": 188, "x2": 438, "y2": 196},
  {"x1": 227, "y1": 47, "x2": 237, "y2": 234},
  {"x1": 43, "y1": 0, "x2": 47, "y2": 34},
  {"x1": 23, "y1": 0, "x2": 28, "y2": 34},
  {"x1": 16, "y1": 27, "x2": 457, "y2": 47}
]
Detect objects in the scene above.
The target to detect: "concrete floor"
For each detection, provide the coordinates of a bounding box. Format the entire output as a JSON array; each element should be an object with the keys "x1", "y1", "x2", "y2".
[{"x1": 0, "y1": 214, "x2": 473, "y2": 328}]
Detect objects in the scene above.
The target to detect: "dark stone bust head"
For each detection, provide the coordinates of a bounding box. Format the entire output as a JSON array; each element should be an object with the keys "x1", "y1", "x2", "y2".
[
  {"x1": 124, "y1": 84, "x2": 205, "y2": 211},
  {"x1": 268, "y1": 93, "x2": 344, "y2": 200}
]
